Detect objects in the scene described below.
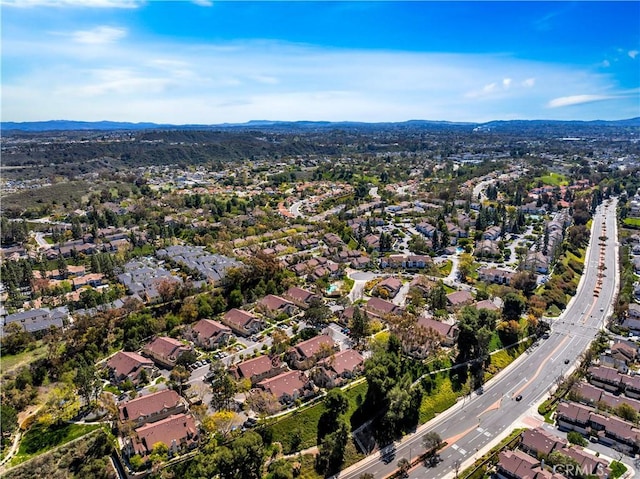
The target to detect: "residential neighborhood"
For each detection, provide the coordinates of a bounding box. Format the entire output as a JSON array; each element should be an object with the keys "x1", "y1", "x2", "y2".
[{"x1": 1, "y1": 120, "x2": 639, "y2": 479}]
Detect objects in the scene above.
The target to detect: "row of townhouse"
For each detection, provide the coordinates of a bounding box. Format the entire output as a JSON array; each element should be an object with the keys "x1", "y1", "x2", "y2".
[
  {"x1": 231, "y1": 336, "x2": 365, "y2": 406},
  {"x1": 497, "y1": 427, "x2": 610, "y2": 479},
  {"x1": 587, "y1": 365, "x2": 640, "y2": 399},
  {"x1": 118, "y1": 389, "x2": 199, "y2": 461},
  {"x1": 106, "y1": 286, "x2": 322, "y2": 381},
  {"x1": 556, "y1": 401, "x2": 640, "y2": 454},
  {"x1": 2, "y1": 306, "x2": 70, "y2": 334},
  {"x1": 571, "y1": 382, "x2": 640, "y2": 412},
  {"x1": 290, "y1": 256, "x2": 343, "y2": 280},
  {"x1": 239, "y1": 344, "x2": 364, "y2": 405},
  {"x1": 44, "y1": 236, "x2": 132, "y2": 260},
  {"x1": 379, "y1": 254, "x2": 431, "y2": 270},
  {"x1": 156, "y1": 245, "x2": 241, "y2": 285}
]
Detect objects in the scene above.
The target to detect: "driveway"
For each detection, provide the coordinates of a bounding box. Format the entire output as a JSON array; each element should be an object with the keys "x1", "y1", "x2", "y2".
[
  {"x1": 392, "y1": 281, "x2": 412, "y2": 306},
  {"x1": 347, "y1": 270, "x2": 381, "y2": 303}
]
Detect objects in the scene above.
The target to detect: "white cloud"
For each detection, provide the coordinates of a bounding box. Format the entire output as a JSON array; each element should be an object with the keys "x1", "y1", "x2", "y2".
[
  {"x1": 67, "y1": 26, "x2": 127, "y2": 44},
  {"x1": 70, "y1": 68, "x2": 172, "y2": 96},
  {"x1": 1, "y1": 0, "x2": 141, "y2": 7},
  {"x1": 192, "y1": 0, "x2": 213, "y2": 6},
  {"x1": 629, "y1": 50, "x2": 639, "y2": 59},
  {"x1": 547, "y1": 94, "x2": 614, "y2": 108},
  {"x1": 252, "y1": 75, "x2": 279, "y2": 85},
  {"x1": 601, "y1": 60, "x2": 610, "y2": 68},
  {"x1": 2, "y1": 37, "x2": 636, "y2": 123}
]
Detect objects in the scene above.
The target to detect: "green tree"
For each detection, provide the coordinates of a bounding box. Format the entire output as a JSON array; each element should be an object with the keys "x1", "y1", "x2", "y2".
[
  {"x1": 215, "y1": 431, "x2": 265, "y2": 479},
  {"x1": 229, "y1": 288, "x2": 244, "y2": 308},
  {"x1": 318, "y1": 388, "x2": 350, "y2": 444},
  {"x1": 422, "y1": 431, "x2": 442, "y2": 456},
  {"x1": 169, "y1": 365, "x2": 191, "y2": 396},
  {"x1": 266, "y1": 459, "x2": 293, "y2": 479},
  {"x1": 502, "y1": 292, "x2": 526, "y2": 321},
  {"x1": 397, "y1": 457, "x2": 410, "y2": 477},
  {"x1": 457, "y1": 253, "x2": 474, "y2": 282},
  {"x1": 616, "y1": 403, "x2": 638, "y2": 423},
  {"x1": 567, "y1": 431, "x2": 588, "y2": 447},
  {"x1": 0, "y1": 404, "x2": 18, "y2": 436},
  {"x1": 209, "y1": 361, "x2": 238, "y2": 411},
  {"x1": 350, "y1": 306, "x2": 371, "y2": 347},
  {"x1": 428, "y1": 281, "x2": 448, "y2": 311},
  {"x1": 176, "y1": 350, "x2": 198, "y2": 367},
  {"x1": 315, "y1": 418, "x2": 349, "y2": 475},
  {"x1": 75, "y1": 361, "x2": 101, "y2": 406},
  {"x1": 304, "y1": 297, "x2": 331, "y2": 328},
  {"x1": 1, "y1": 322, "x2": 33, "y2": 355}
]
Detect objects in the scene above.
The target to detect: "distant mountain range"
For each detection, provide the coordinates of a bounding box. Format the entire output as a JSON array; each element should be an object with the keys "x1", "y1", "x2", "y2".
[{"x1": 2, "y1": 117, "x2": 639, "y2": 132}]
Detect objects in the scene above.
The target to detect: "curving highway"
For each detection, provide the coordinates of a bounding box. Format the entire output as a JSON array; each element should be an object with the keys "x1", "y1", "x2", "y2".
[{"x1": 337, "y1": 199, "x2": 619, "y2": 479}]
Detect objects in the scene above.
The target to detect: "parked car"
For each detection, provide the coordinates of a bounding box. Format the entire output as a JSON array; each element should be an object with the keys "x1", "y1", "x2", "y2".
[
  {"x1": 515, "y1": 394, "x2": 523, "y2": 401},
  {"x1": 243, "y1": 417, "x2": 258, "y2": 428}
]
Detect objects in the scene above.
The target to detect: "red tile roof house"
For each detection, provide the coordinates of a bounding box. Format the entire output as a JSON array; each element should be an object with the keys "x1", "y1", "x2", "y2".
[
  {"x1": 285, "y1": 334, "x2": 339, "y2": 370},
  {"x1": 556, "y1": 401, "x2": 593, "y2": 435},
  {"x1": 474, "y1": 299, "x2": 500, "y2": 312},
  {"x1": 222, "y1": 308, "x2": 265, "y2": 337},
  {"x1": 610, "y1": 340, "x2": 638, "y2": 363},
  {"x1": 119, "y1": 389, "x2": 187, "y2": 426},
  {"x1": 312, "y1": 349, "x2": 365, "y2": 388},
  {"x1": 380, "y1": 255, "x2": 406, "y2": 269},
  {"x1": 256, "y1": 294, "x2": 297, "y2": 319},
  {"x1": 364, "y1": 296, "x2": 401, "y2": 319},
  {"x1": 587, "y1": 366, "x2": 623, "y2": 393},
  {"x1": 561, "y1": 446, "x2": 611, "y2": 478},
  {"x1": 187, "y1": 319, "x2": 232, "y2": 350},
  {"x1": 350, "y1": 255, "x2": 371, "y2": 269},
  {"x1": 417, "y1": 316, "x2": 459, "y2": 347},
  {"x1": 496, "y1": 450, "x2": 543, "y2": 479},
  {"x1": 142, "y1": 336, "x2": 194, "y2": 369},
  {"x1": 283, "y1": 287, "x2": 320, "y2": 310},
  {"x1": 572, "y1": 382, "x2": 640, "y2": 412},
  {"x1": 106, "y1": 351, "x2": 157, "y2": 386},
  {"x1": 588, "y1": 412, "x2": 640, "y2": 454},
  {"x1": 478, "y1": 268, "x2": 515, "y2": 286},
  {"x1": 231, "y1": 355, "x2": 288, "y2": 386},
  {"x1": 446, "y1": 290, "x2": 474, "y2": 310},
  {"x1": 375, "y1": 277, "x2": 403, "y2": 299},
  {"x1": 128, "y1": 413, "x2": 198, "y2": 458},
  {"x1": 520, "y1": 427, "x2": 567, "y2": 457},
  {"x1": 621, "y1": 374, "x2": 640, "y2": 399},
  {"x1": 257, "y1": 370, "x2": 313, "y2": 405}
]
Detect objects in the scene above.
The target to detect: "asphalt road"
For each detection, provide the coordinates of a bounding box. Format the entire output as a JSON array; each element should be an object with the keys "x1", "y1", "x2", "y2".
[{"x1": 336, "y1": 199, "x2": 619, "y2": 479}]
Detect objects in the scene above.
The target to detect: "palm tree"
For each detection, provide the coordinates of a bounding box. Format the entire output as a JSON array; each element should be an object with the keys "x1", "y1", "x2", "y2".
[{"x1": 397, "y1": 457, "x2": 410, "y2": 477}]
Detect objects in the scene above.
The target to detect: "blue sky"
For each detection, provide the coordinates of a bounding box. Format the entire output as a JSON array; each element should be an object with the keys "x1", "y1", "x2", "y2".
[{"x1": 2, "y1": 1, "x2": 639, "y2": 123}]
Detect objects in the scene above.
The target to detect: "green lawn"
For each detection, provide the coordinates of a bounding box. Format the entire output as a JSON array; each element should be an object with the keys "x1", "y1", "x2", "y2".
[
  {"x1": 610, "y1": 461, "x2": 628, "y2": 479},
  {"x1": 269, "y1": 381, "x2": 368, "y2": 454},
  {"x1": 10, "y1": 423, "x2": 102, "y2": 466},
  {"x1": 488, "y1": 333, "x2": 503, "y2": 353},
  {"x1": 623, "y1": 217, "x2": 640, "y2": 228},
  {"x1": 419, "y1": 377, "x2": 460, "y2": 424},
  {"x1": 537, "y1": 173, "x2": 568, "y2": 186},
  {"x1": 487, "y1": 340, "x2": 533, "y2": 374},
  {"x1": 0, "y1": 344, "x2": 47, "y2": 375},
  {"x1": 438, "y1": 261, "x2": 452, "y2": 277},
  {"x1": 279, "y1": 438, "x2": 364, "y2": 479}
]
